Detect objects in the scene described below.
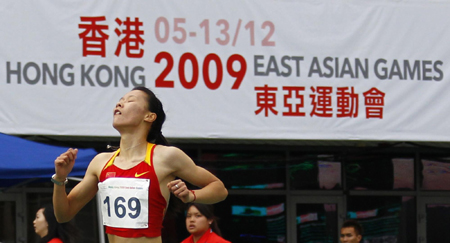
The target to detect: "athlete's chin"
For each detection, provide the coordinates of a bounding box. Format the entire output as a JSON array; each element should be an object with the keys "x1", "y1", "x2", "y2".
[
  {"x1": 112, "y1": 122, "x2": 126, "y2": 131},
  {"x1": 113, "y1": 120, "x2": 139, "y2": 131}
]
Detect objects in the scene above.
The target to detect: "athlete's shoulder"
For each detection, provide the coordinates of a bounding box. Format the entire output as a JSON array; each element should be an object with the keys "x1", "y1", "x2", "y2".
[
  {"x1": 86, "y1": 151, "x2": 116, "y2": 172},
  {"x1": 153, "y1": 145, "x2": 191, "y2": 171},
  {"x1": 154, "y1": 145, "x2": 185, "y2": 159},
  {"x1": 90, "y1": 151, "x2": 115, "y2": 164}
]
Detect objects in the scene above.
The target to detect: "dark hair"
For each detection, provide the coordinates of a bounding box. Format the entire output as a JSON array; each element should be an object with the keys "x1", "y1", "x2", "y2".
[
  {"x1": 132, "y1": 86, "x2": 168, "y2": 145},
  {"x1": 342, "y1": 219, "x2": 363, "y2": 236},
  {"x1": 186, "y1": 203, "x2": 222, "y2": 237},
  {"x1": 39, "y1": 204, "x2": 79, "y2": 243}
]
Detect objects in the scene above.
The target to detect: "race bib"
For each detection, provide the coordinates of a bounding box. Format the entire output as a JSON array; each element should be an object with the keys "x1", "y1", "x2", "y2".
[{"x1": 98, "y1": 177, "x2": 150, "y2": 228}]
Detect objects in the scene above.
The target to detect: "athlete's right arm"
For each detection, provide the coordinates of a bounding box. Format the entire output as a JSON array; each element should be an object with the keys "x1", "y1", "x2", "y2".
[{"x1": 53, "y1": 149, "x2": 108, "y2": 223}]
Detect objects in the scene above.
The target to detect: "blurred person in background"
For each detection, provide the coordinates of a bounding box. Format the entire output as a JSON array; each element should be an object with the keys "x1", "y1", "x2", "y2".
[
  {"x1": 182, "y1": 203, "x2": 231, "y2": 243},
  {"x1": 33, "y1": 204, "x2": 78, "y2": 243},
  {"x1": 340, "y1": 219, "x2": 363, "y2": 243}
]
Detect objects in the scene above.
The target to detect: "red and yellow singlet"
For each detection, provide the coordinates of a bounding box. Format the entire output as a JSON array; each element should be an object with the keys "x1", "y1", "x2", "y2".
[{"x1": 98, "y1": 143, "x2": 167, "y2": 238}]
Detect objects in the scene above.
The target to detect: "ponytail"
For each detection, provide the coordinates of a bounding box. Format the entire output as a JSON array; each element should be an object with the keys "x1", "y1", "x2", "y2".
[{"x1": 154, "y1": 131, "x2": 168, "y2": 145}]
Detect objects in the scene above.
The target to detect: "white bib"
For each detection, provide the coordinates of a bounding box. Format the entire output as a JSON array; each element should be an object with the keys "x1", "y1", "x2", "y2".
[{"x1": 98, "y1": 177, "x2": 150, "y2": 228}]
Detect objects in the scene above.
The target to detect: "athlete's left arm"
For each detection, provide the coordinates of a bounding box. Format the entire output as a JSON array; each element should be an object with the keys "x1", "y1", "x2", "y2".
[{"x1": 165, "y1": 146, "x2": 228, "y2": 204}]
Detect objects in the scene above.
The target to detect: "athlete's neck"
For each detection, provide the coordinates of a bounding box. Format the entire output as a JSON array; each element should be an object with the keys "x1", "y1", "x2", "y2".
[
  {"x1": 121, "y1": 142, "x2": 144, "y2": 151},
  {"x1": 119, "y1": 132, "x2": 147, "y2": 152},
  {"x1": 117, "y1": 136, "x2": 147, "y2": 163}
]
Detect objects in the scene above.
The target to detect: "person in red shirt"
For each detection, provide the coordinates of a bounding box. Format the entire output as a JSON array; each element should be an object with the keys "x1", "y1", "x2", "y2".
[
  {"x1": 182, "y1": 203, "x2": 231, "y2": 243},
  {"x1": 33, "y1": 204, "x2": 78, "y2": 243}
]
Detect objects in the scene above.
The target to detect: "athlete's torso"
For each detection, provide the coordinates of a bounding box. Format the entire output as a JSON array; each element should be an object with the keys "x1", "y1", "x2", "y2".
[{"x1": 98, "y1": 143, "x2": 167, "y2": 239}]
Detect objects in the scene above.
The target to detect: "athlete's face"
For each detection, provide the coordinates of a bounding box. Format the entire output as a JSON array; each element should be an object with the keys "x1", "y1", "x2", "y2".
[
  {"x1": 113, "y1": 90, "x2": 155, "y2": 129},
  {"x1": 185, "y1": 205, "x2": 212, "y2": 237},
  {"x1": 340, "y1": 227, "x2": 362, "y2": 243},
  {"x1": 33, "y1": 208, "x2": 48, "y2": 238}
]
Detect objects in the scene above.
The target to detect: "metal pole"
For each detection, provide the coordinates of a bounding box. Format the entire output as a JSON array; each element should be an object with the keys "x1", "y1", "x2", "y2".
[{"x1": 96, "y1": 194, "x2": 106, "y2": 243}]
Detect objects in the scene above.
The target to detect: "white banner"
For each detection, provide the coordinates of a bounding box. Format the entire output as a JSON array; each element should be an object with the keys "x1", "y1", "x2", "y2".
[{"x1": 1, "y1": 0, "x2": 449, "y2": 141}]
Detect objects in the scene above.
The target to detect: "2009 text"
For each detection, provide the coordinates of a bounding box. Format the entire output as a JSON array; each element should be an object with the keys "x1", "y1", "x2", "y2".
[{"x1": 155, "y1": 52, "x2": 247, "y2": 90}]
